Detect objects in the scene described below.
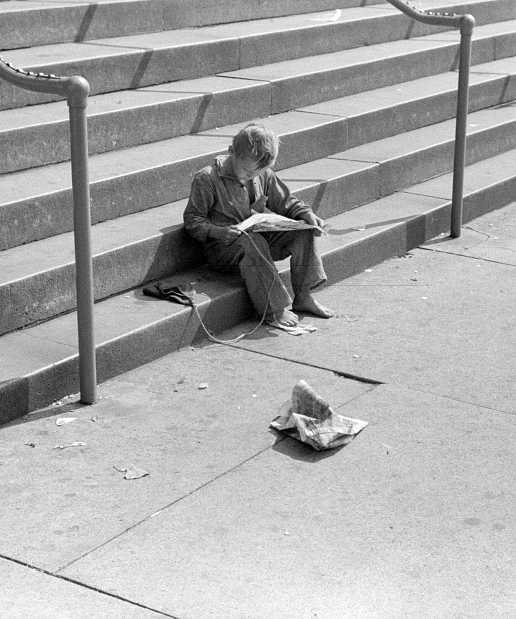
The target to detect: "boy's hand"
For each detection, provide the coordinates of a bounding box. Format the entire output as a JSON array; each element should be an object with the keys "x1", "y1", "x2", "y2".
[
  {"x1": 300, "y1": 212, "x2": 325, "y2": 236},
  {"x1": 210, "y1": 225, "x2": 242, "y2": 244}
]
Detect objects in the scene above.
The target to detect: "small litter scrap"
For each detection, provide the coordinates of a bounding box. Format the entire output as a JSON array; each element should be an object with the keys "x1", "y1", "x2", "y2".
[
  {"x1": 53, "y1": 441, "x2": 86, "y2": 450},
  {"x1": 267, "y1": 322, "x2": 317, "y2": 336},
  {"x1": 55, "y1": 417, "x2": 77, "y2": 426},
  {"x1": 270, "y1": 380, "x2": 368, "y2": 451},
  {"x1": 113, "y1": 464, "x2": 149, "y2": 480}
]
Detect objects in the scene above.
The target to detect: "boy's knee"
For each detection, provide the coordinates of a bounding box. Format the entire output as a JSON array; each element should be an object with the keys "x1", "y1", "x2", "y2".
[{"x1": 290, "y1": 228, "x2": 316, "y2": 249}]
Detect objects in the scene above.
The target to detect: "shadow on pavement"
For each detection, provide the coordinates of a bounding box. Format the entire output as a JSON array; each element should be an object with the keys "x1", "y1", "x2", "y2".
[{"x1": 270, "y1": 431, "x2": 345, "y2": 462}]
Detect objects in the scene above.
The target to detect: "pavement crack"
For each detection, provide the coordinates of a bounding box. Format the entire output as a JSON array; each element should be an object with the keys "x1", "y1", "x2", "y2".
[
  {"x1": 394, "y1": 386, "x2": 516, "y2": 417},
  {"x1": 419, "y1": 245, "x2": 514, "y2": 267},
  {"x1": 224, "y1": 342, "x2": 384, "y2": 385},
  {"x1": 0, "y1": 553, "x2": 176, "y2": 618},
  {"x1": 463, "y1": 225, "x2": 497, "y2": 240},
  {"x1": 55, "y1": 443, "x2": 279, "y2": 575}
]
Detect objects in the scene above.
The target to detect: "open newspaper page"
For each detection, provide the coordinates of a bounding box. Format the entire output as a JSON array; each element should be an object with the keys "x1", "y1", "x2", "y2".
[{"x1": 234, "y1": 211, "x2": 323, "y2": 233}]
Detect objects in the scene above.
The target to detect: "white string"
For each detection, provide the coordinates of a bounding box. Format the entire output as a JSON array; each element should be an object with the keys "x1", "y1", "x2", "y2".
[{"x1": 189, "y1": 231, "x2": 280, "y2": 344}]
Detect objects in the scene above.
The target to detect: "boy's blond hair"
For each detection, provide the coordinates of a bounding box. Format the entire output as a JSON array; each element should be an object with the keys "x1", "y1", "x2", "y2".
[{"x1": 231, "y1": 123, "x2": 279, "y2": 168}]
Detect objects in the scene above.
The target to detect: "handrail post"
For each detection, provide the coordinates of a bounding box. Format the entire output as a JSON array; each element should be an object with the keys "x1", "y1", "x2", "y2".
[
  {"x1": 383, "y1": 2, "x2": 475, "y2": 238},
  {"x1": 451, "y1": 14, "x2": 475, "y2": 238},
  {"x1": 67, "y1": 77, "x2": 97, "y2": 404},
  {"x1": 0, "y1": 57, "x2": 97, "y2": 405}
]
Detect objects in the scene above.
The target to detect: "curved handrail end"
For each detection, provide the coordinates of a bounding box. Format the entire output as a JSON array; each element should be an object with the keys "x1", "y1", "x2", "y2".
[
  {"x1": 460, "y1": 14, "x2": 476, "y2": 35},
  {"x1": 65, "y1": 75, "x2": 90, "y2": 107},
  {"x1": 0, "y1": 56, "x2": 90, "y2": 106}
]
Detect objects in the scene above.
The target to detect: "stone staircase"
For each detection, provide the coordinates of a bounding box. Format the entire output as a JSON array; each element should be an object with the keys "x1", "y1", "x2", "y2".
[{"x1": 1, "y1": 0, "x2": 515, "y2": 422}]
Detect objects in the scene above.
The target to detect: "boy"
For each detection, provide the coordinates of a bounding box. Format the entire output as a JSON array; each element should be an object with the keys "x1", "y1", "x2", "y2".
[{"x1": 183, "y1": 123, "x2": 333, "y2": 328}]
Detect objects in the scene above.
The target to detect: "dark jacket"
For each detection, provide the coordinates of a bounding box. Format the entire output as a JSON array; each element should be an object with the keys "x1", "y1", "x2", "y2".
[{"x1": 183, "y1": 154, "x2": 312, "y2": 244}]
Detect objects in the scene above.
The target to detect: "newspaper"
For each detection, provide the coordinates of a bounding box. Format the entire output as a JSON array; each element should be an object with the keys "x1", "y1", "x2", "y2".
[
  {"x1": 234, "y1": 212, "x2": 322, "y2": 233},
  {"x1": 270, "y1": 380, "x2": 368, "y2": 451}
]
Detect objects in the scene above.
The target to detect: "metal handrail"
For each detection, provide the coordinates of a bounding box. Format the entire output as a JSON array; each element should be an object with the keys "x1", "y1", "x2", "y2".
[
  {"x1": 384, "y1": 0, "x2": 475, "y2": 238},
  {"x1": 0, "y1": 57, "x2": 97, "y2": 404}
]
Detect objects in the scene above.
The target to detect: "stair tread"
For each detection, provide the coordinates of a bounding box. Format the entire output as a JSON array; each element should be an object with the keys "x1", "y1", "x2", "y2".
[
  {"x1": 1, "y1": 105, "x2": 515, "y2": 285},
  {"x1": 2, "y1": 145, "x2": 515, "y2": 384}
]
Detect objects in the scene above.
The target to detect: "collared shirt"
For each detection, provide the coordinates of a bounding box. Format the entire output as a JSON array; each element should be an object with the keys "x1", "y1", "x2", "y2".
[{"x1": 183, "y1": 154, "x2": 312, "y2": 243}]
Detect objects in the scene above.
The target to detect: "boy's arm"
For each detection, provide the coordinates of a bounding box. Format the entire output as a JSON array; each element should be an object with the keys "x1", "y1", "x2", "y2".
[
  {"x1": 265, "y1": 169, "x2": 313, "y2": 220},
  {"x1": 183, "y1": 171, "x2": 217, "y2": 243},
  {"x1": 184, "y1": 171, "x2": 242, "y2": 244}
]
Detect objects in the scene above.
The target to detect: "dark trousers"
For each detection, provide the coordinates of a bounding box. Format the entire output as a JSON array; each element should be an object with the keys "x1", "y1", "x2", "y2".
[{"x1": 205, "y1": 230, "x2": 327, "y2": 316}]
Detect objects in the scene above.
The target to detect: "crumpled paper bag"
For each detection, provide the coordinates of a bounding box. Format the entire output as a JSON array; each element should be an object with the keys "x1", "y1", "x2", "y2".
[{"x1": 270, "y1": 380, "x2": 368, "y2": 451}]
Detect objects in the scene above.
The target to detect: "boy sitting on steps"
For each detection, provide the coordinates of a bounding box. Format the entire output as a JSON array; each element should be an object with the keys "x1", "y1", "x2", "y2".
[{"x1": 183, "y1": 123, "x2": 333, "y2": 328}]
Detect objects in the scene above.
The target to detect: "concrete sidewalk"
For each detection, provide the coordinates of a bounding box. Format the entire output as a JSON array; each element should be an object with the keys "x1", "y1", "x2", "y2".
[{"x1": 0, "y1": 204, "x2": 514, "y2": 618}]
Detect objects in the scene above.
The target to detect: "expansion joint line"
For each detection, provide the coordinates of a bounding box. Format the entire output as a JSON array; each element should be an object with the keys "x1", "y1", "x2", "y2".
[
  {"x1": 419, "y1": 245, "x2": 514, "y2": 267},
  {"x1": 224, "y1": 342, "x2": 384, "y2": 386},
  {"x1": 55, "y1": 443, "x2": 276, "y2": 574},
  {"x1": 0, "y1": 553, "x2": 178, "y2": 618}
]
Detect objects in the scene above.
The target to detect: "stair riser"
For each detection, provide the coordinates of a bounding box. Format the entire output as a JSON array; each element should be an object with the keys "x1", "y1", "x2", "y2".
[
  {"x1": 496, "y1": 31, "x2": 516, "y2": 58},
  {"x1": 2, "y1": 174, "x2": 514, "y2": 423},
  {"x1": 3, "y1": 71, "x2": 514, "y2": 253},
  {"x1": 0, "y1": 0, "x2": 384, "y2": 51},
  {"x1": 2, "y1": 11, "x2": 515, "y2": 112},
  {"x1": 2, "y1": 116, "x2": 514, "y2": 336}
]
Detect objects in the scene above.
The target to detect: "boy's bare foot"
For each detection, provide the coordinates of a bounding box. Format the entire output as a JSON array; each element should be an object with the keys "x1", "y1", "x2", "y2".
[
  {"x1": 293, "y1": 294, "x2": 334, "y2": 318},
  {"x1": 269, "y1": 308, "x2": 299, "y2": 327}
]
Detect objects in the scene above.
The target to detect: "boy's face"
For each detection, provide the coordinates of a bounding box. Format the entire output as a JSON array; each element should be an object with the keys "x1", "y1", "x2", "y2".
[{"x1": 231, "y1": 154, "x2": 264, "y2": 183}]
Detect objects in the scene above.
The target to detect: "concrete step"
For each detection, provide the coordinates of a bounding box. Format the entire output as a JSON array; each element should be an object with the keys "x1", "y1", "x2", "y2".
[
  {"x1": 2, "y1": 15, "x2": 516, "y2": 174},
  {"x1": 2, "y1": 57, "x2": 515, "y2": 251},
  {"x1": 2, "y1": 31, "x2": 514, "y2": 173},
  {"x1": 0, "y1": 0, "x2": 385, "y2": 50},
  {"x1": 1, "y1": 102, "x2": 515, "y2": 337},
  {"x1": 1, "y1": 146, "x2": 514, "y2": 422},
  {"x1": 1, "y1": 2, "x2": 515, "y2": 111}
]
